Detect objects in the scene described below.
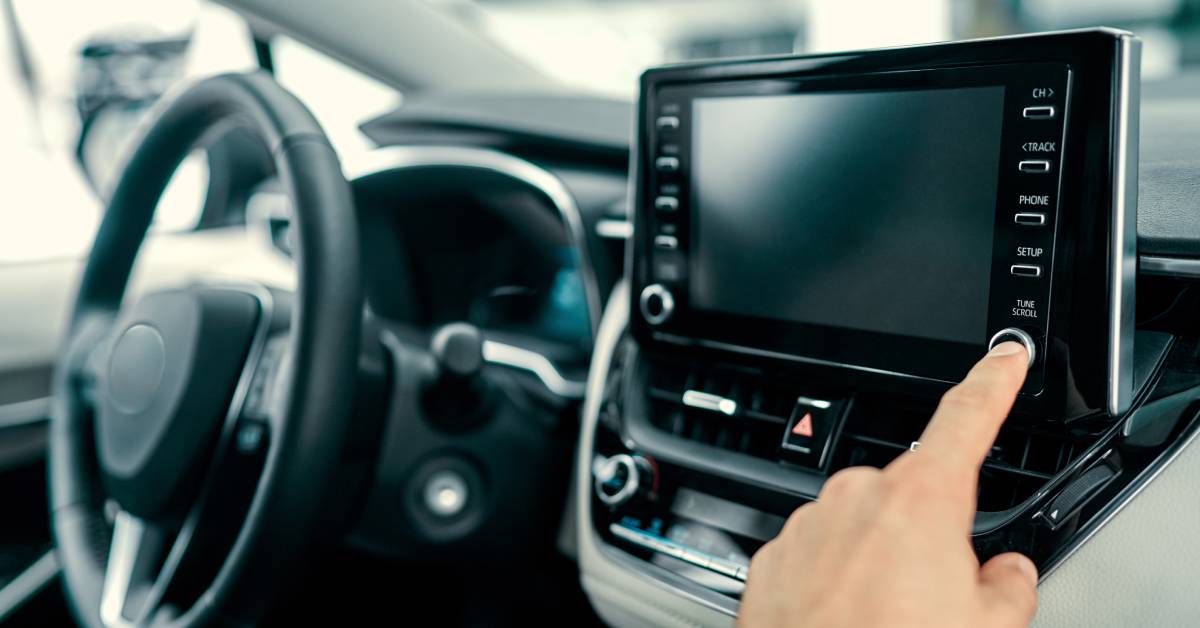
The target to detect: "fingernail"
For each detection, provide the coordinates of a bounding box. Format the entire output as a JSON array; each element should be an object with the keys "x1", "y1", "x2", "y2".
[
  {"x1": 1010, "y1": 554, "x2": 1039, "y2": 587},
  {"x1": 989, "y1": 341, "x2": 1026, "y2": 357}
]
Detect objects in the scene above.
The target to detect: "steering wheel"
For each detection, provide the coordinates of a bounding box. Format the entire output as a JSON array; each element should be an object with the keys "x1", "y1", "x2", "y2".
[{"x1": 50, "y1": 73, "x2": 362, "y2": 626}]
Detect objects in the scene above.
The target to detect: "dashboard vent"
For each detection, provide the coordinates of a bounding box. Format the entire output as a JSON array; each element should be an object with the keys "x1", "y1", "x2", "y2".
[
  {"x1": 643, "y1": 358, "x2": 792, "y2": 461},
  {"x1": 831, "y1": 397, "x2": 1095, "y2": 512},
  {"x1": 642, "y1": 356, "x2": 1096, "y2": 513}
]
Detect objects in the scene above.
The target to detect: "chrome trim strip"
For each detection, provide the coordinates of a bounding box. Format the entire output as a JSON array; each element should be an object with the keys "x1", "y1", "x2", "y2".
[
  {"x1": 1141, "y1": 255, "x2": 1200, "y2": 278},
  {"x1": 344, "y1": 146, "x2": 602, "y2": 339},
  {"x1": 0, "y1": 550, "x2": 59, "y2": 622},
  {"x1": 595, "y1": 219, "x2": 633, "y2": 240},
  {"x1": 481, "y1": 340, "x2": 586, "y2": 399},
  {"x1": 1109, "y1": 35, "x2": 1140, "y2": 417},
  {"x1": 575, "y1": 280, "x2": 740, "y2": 619},
  {"x1": 0, "y1": 397, "x2": 50, "y2": 429},
  {"x1": 682, "y1": 390, "x2": 738, "y2": 416}
]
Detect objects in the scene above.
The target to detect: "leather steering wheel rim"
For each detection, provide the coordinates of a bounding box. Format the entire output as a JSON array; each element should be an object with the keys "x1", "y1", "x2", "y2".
[{"x1": 50, "y1": 72, "x2": 361, "y2": 627}]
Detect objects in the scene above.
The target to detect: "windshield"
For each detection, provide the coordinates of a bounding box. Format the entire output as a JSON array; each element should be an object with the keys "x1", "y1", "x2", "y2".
[{"x1": 434, "y1": 0, "x2": 1200, "y2": 95}]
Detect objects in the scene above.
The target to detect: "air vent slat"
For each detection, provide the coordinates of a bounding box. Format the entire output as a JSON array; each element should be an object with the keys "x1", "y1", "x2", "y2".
[
  {"x1": 644, "y1": 358, "x2": 795, "y2": 462},
  {"x1": 832, "y1": 398, "x2": 1097, "y2": 512}
]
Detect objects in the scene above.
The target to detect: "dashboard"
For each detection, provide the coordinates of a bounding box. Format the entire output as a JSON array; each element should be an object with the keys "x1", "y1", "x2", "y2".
[
  {"x1": 569, "y1": 28, "x2": 1200, "y2": 627},
  {"x1": 220, "y1": 29, "x2": 1200, "y2": 624},
  {"x1": 354, "y1": 157, "x2": 594, "y2": 353}
]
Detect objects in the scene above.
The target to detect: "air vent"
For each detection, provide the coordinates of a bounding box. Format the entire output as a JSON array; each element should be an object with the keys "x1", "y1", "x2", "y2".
[
  {"x1": 643, "y1": 358, "x2": 794, "y2": 461},
  {"x1": 831, "y1": 398, "x2": 1096, "y2": 512}
]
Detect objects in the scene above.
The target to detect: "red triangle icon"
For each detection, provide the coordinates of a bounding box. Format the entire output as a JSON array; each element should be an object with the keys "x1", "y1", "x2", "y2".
[{"x1": 792, "y1": 412, "x2": 814, "y2": 438}]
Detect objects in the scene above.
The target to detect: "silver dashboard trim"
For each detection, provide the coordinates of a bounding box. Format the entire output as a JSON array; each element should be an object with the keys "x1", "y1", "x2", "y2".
[
  {"x1": 0, "y1": 550, "x2": 58, "y2": 622},
  {"x1": 1109, "y1": 34, "x2": 1140, "y2": 417},
  {"x1": 0, "y1": 397, "x2": 50, "y2": 429},
  {"x1": 575, "y1": 280, "x2": 740, "y2": 620},
  {"x1": 344, "y1": 146, "x2": 603, "y2": 339},
  {"x1": 481, "y1": 340, "x2": 586, "y2": 399},
  {"x1": 1141, "y1": 255, "x2": 1200, "y2": 278},
  {"x1": 595, "y1": 219, "x2": 633, "y2": 240}
]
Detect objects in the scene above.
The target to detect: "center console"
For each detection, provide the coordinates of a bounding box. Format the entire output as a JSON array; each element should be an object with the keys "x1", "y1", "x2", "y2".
[{"x1": 577, "y1": 29, "x2": 1165, "y2": 622}]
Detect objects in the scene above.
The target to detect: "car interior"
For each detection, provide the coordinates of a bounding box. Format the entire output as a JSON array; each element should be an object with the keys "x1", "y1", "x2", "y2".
[{"x1": 1, "y1": 1, "x2": 1200, "y2": 626}]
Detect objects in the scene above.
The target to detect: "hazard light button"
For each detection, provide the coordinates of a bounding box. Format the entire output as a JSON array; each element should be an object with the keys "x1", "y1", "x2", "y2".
[{"x1": 781, "y1": 396, "x2": 846, "y2": 469}]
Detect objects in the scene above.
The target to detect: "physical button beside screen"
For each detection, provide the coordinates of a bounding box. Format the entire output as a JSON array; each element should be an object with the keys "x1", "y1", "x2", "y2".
[
  {"x1": 988, "y1": 327, "x2": 1037, "y2": 369},
  {"x1": 655, "y1": 157, "x2": 680, "y2": 173},
  {"x1": 1018, "y1": 160, "x2": 1052, "y2": 174},
  {"x1": 654, "y1": 196, "x2": 679, "y2": 211},
  {"x1": 654, "y1": 235, "x2": 679, "y2": 250},
  {"x1": 1011, "y1": 264, "x2": 1043, "y2": 278},
  {"x1": 656, "y1": 115, "x2": 680, "y2": 131},
  {"x1": 781, "y1": 397, "x2": 844, "y2": 469},
  {"x1": 1022, "y1": 105, "x2": 1056, "y2": 120},
  {"x1": 1014, "y1": 212, "x2": 1047, "y2": 226}
]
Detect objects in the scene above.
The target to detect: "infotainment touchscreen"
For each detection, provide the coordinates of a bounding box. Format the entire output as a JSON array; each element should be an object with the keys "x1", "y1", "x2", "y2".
[
  {"x1": 689, "y1": 87, "x2": 1004, "y2": 346},
  {"x1": 633, "y1": 30, "x2": 1139, "y2": 416}
]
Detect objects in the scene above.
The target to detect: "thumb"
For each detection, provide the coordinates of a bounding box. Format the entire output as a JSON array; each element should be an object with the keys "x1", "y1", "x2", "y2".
[{"x1": 978, "y1": 552, "x2": 1039, "y2": 627}]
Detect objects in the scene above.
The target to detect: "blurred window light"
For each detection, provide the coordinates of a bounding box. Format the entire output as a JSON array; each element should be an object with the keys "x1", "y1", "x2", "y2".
[
  {"x1": 807, "y1": 0, "x2": 951, "y2": 52},
  {"x1": 272, "y1": 35, "x2": 400, "y2": 165}
]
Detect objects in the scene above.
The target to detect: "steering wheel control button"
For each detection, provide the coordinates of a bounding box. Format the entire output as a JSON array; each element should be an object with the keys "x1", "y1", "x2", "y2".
[
  {"x1": 1022, "y1": 105, "x2": 1057, "y2": 120},
  {"x1": 656, "y1": 115, "x2": 681, "y2": 131},
  {"x1": 1014, "y1": 212, "x2": 1047, "y2": 226},
  {"x1": 1018, "y1": 159, "x2": 1052, "y2": 174},
  {"x1": 989, "y1": 327, "x2": 1038, "y2": 369},
  {"x1": 655, "y1": 156, "x2": 680, "y2": 173},
  {"x1": 95, "y1": 288, "x2": 261, "y2": 518},
  {"x1": 594, "y1": 454, "x2": 656, "y2": 507},
  {"x1": 424, "y1": 470, "x2": 469, "y2": 518},
  {"x1": 1010, "y1": 264, "x2": 1043, "y2": 278},
  {"x1": 235, "y1": 421, "x2": 267, "y2": 454},
  {"x1": 639, "y1": 284, "x2": 675, "y2": 326},
  {"x1": 781, "y1": 396, "x2": 846, "y2": 469},
  {"x1": 654, "y1": 196, "x2": 679, "y2": 212}
]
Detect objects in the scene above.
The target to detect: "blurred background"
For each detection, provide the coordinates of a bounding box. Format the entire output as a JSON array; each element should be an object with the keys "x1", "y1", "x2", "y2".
[{"x1": 1, "y1": 0, "x2": 1198, "y2": 277}]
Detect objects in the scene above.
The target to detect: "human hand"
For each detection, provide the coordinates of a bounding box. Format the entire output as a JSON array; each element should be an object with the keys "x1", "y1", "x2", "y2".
[{"x1": 738, "y1": 341, "x2": 1038, "y2": 628}]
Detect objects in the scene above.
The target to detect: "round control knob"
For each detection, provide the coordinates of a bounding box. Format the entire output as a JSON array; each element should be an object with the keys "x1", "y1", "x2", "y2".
[
  {"x1": 594, "y1": 454, "x2": 656, "y2": 507},
  {"x1": 424, "y1": 469, "x2": 469, "y2": 518},
  {"x1": 639, "y1": 284, "x2": 674, "y2": 326},
  {"x1": 988, "y1": 327, "x2": 1037, "y2": 369}
]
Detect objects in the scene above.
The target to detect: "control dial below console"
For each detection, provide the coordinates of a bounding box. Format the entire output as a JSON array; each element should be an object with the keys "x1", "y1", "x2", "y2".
[{"x1": 594, "y1": 453, "x2": 657, "y2": 507}]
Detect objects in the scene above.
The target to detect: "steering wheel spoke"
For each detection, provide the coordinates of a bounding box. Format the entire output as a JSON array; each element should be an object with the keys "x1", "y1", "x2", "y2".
[{"x1": 99, "y1": 513, "x2": 169, "y2": 627}]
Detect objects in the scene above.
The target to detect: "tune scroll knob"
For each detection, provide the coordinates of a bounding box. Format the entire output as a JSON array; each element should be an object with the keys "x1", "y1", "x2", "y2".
[
  {"x1": 594, "y1": 454, "x2": 656, "y2": 507},
  {"x1": 988, "y1": 327, "x2": 1037, "y2": 369},
  {"x1": 639, "y1": 284, "x2": 674, "y2": 326}
]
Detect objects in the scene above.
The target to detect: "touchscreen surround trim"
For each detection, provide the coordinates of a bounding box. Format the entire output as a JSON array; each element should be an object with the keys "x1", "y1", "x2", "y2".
[{"x1": 630, "y1": 29, "x2": 1139, "y2": 420}]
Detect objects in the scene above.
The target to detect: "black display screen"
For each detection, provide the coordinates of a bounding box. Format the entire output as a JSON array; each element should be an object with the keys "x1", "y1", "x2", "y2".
[{"x1": 689, "y1": 86, "x2": 1005, "y2": 346}]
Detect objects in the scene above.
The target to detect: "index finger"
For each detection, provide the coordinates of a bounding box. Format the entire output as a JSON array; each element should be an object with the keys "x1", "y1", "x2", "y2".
[{"x1": 911, "y1": 341, "x2": 1029, "y2": 480}]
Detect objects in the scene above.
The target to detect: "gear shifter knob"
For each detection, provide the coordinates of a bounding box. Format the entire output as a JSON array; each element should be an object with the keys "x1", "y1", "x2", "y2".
[
  {"x1": 432, "y1": 323, "x2": 484, "y2": 378},
  {"x1": 425, "y1": 323, "x2": 489, "y2": 428}
]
